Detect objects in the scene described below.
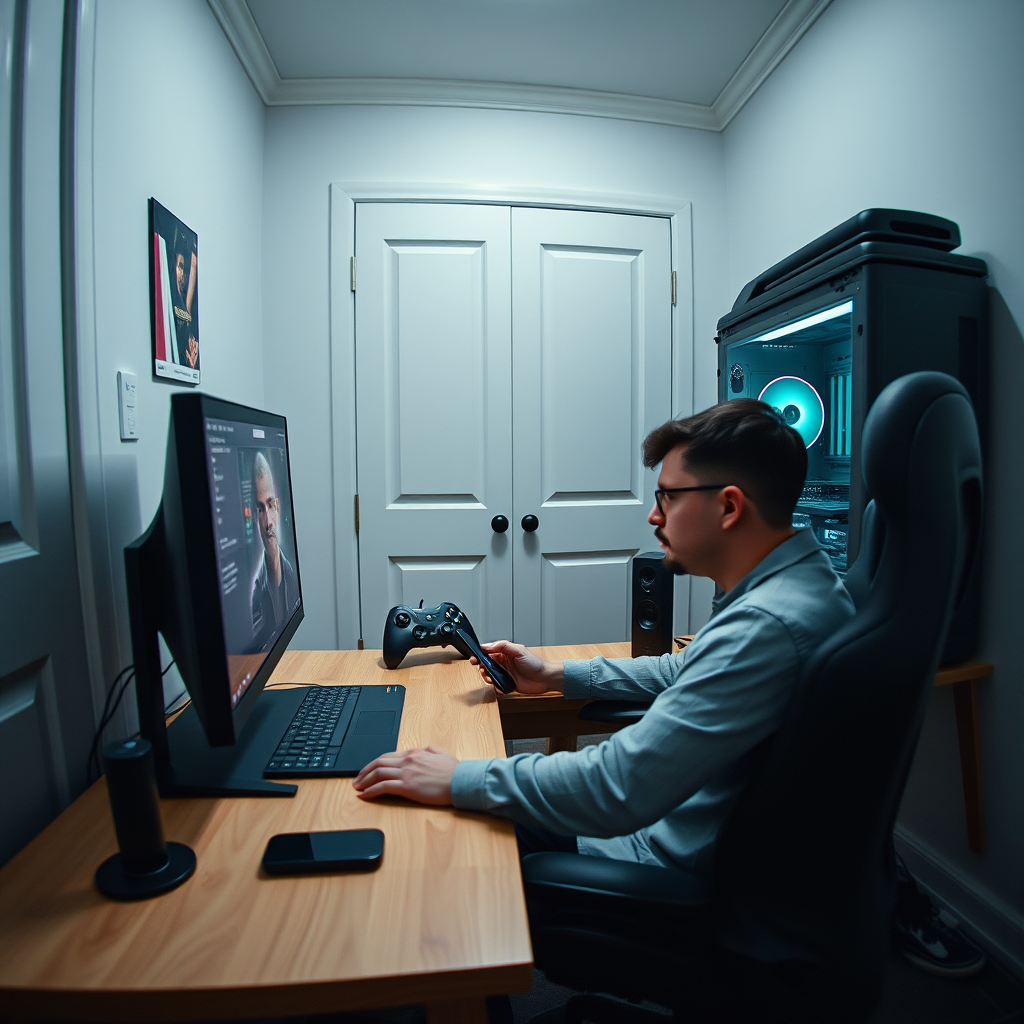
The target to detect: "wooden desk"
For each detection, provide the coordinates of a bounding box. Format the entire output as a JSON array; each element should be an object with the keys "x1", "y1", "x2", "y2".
[
  {"x1": 497, "y1": 644, "x2": 993, "y2": 854},
  {"x1": 0, "y1": 649, "x2": 532, "y2": 1023}
]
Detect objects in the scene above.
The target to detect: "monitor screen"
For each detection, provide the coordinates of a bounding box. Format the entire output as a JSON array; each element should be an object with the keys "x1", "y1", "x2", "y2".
[{"x1": 204, "y1": 414, "x2": 301, "y2": 710}]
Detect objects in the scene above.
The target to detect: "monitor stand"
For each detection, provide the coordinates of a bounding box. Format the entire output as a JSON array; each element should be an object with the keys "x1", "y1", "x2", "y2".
[
  {"x1": 126, "y1": 506, "x2": 297, "y2": 798},
  {"x1": 160, "y1": 688, "x2": 305, "y2": 797}
]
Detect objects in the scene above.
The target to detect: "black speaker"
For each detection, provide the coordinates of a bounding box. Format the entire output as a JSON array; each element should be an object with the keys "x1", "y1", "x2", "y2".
[
  {"x1": 631, "y1": 551, "x2": 674, "y2": 658},
  {"x1": 95, "y1": 738, "x2": 196, "y2": 900}
]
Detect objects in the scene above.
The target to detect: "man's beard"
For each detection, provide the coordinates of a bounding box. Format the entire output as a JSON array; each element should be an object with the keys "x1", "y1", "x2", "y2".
[{"x1": 654, "y1": 527, "x2": 687, "y2": 576}]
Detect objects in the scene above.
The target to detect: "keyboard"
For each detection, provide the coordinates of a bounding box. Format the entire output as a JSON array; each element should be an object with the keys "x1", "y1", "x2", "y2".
[{"x1": 265, "y1": 685, "x2": 359, "y2": 774}]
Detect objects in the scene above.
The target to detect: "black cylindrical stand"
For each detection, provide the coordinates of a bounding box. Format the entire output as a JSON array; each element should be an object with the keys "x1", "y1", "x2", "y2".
[{"x1": 95, "y1": 738, "x2": 195, "y2": 900}]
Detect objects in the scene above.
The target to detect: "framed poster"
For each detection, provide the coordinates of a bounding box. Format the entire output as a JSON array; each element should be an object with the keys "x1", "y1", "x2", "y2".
[{"x1": 149, "y1": 198, "x2": 200, "y2": 384}]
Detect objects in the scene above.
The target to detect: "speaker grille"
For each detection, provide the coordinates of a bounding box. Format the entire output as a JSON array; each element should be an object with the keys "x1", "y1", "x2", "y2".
[{"x1": 636, "y1": 600, "x2": 660, "y2": 630}]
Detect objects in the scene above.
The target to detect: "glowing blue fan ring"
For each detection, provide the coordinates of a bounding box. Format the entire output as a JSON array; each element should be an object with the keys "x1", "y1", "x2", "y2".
[{"x1": 758, "y1": 376, "x2": 825, "y2": 449}]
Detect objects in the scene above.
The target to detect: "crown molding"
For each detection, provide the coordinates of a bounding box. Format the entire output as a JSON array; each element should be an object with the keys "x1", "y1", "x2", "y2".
[
  {"x1": 208, "y1": 0, "x2": 832, "y2": 132},
  {"x1": 207, "y1": 0, "x2": 281, "y2": 104},
  {"x1": 273, "y1": 76, "x2": 721, "y2": 129},
  {"x1": 712, "y1": 0, "x2": 833, "y2": 129}
]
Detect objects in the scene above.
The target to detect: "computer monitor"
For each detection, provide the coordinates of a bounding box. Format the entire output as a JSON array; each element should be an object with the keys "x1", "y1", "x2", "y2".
[{"x1": 126, "y1": 392, "x2": 304, "y2": 796}]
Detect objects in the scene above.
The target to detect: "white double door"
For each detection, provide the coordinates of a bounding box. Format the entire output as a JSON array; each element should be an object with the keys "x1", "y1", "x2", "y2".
[{"x1": 354, "y1": 203, "x2": 672, "y2": 648}]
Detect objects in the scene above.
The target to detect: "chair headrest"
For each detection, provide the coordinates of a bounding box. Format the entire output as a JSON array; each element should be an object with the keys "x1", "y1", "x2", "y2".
[{"x1": 861, "y1": 372, "x2": 981, "y2": 516}]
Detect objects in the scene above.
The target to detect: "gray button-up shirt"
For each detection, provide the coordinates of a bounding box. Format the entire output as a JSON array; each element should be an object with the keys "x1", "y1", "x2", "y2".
[{"x1": 450, "y1": 528, "x2": 855, "y2": 879}]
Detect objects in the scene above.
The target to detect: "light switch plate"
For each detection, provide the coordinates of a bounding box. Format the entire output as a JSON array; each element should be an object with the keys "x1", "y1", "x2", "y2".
[{"x1": 117, "y1": 371, "x2": 139, "y2": 440}]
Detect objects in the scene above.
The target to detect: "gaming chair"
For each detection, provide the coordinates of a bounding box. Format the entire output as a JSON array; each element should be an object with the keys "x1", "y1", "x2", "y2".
[{"x1": 522, "y1": 372, "x2": 983, "y2": 1024}]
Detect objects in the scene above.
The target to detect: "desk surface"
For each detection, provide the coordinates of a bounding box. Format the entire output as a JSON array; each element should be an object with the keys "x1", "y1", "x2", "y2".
[{"x1": 0, "y1": 648, "x2": 534, "y2": 1023}]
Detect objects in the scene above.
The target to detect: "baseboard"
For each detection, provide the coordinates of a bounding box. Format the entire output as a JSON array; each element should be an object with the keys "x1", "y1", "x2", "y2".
[{"x1": 895, "y1": 825, "x2": 1024, "y2": 980}]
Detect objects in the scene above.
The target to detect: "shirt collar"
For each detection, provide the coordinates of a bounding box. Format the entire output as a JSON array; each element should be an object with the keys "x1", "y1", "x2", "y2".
[{"x1": 710, "y1": 528, "x2": 824, "y2": 617}]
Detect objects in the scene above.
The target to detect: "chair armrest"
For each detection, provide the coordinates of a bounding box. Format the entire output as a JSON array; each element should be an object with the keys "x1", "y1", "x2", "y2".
[
  {"x1": 578, "y1": 701, "x2": 652, "y2": 725},
  {"x1": 522, "y1": 851, "x2": 709, "y2": 917}
]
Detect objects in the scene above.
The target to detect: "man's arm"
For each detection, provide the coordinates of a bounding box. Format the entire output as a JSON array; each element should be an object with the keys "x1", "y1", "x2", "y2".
[
  {"x1": 473, "y1": 640, "x2": 680, "y2": 702},
  {"x1": 356, "y1": 606, "x2": 800, "y2": 837},
  {"x1": 563, "y1": 651, "x2": 681, "y2": 702},
  {"x1": 474, "y1": 640, "x2": 565, "y2": 694},
  {"x1": 451, "y1": 607, "x2": 799, "y2": 836}
]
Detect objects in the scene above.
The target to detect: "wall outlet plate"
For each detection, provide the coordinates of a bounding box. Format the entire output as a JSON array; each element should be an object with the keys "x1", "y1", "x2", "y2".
[{"x1": 117, "y1": 371, "x2": 139, "y2": 440}]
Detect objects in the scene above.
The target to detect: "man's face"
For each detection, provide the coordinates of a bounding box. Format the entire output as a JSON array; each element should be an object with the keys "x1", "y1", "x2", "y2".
[
  {"x1": 647, "y1": 446, "x2": 724, "y2": 577},
  {"x1": 175, "y1": 253, "x2": 186, "y2": 297},
  {"x1": 255, "y1": 471, "x2": 280, "y2": 564}
]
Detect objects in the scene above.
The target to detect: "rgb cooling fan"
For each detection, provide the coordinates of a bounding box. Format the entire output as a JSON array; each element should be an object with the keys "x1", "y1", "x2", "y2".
[{"x1": 758, "y1": 376, "x2": 825, "y2": 448}]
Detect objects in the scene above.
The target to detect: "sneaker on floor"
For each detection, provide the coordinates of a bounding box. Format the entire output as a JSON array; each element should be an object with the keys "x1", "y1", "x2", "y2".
[{"x1": 893, "y1": 861, "x2": 986, "y2": 978}]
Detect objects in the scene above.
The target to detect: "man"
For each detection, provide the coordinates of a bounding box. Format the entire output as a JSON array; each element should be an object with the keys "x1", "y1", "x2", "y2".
[
  {"x1": 251, "y1": 451, "x2": 298, "y2": 649},
  {"x1": 353, "y1": 400, "x2": 855, "y2": 882}
]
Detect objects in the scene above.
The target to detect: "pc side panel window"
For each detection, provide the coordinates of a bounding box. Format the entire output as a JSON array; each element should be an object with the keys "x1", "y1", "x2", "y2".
[
  {"x1": 205, "y1": 418, "x2": 300, "y2": 708},
  {"x1": 724, "y1": 299, "x2": 853, "y2": 574}
]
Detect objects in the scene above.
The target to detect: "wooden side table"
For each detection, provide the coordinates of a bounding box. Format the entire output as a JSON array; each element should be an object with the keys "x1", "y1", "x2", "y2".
[{"x1": 933, "y1": 660, "x2": 993, "y2": 853}]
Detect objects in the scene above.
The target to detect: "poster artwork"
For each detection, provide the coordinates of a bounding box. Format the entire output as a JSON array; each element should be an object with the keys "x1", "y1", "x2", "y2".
[{"x1": 149, "y1": 198, "x2": 199, "y2": 384}]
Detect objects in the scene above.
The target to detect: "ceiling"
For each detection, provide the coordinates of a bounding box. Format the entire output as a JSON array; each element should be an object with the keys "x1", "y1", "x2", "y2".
[{"x1": 208, "y1": 0, "x2": 833, "y2": 131}]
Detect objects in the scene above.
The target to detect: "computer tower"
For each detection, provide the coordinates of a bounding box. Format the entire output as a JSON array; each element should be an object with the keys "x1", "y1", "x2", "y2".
[
  {"x1": 717, "y1": 210, "x2": 987, "y2": 663},
  {"x1": 631, "y1": 552, "x2": 674, "y2": 658}
]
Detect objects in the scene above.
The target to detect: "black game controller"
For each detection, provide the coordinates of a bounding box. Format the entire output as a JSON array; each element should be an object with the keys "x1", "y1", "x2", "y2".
[{"x1": 382, "y1": 602, "x2": 517, "y2": 694}]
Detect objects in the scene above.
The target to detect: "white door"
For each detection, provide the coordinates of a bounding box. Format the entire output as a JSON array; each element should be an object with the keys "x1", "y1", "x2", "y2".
[
  {"x1": 354, "y1": 204, "x2": 513, "y2": 646},
  {"x1": 511, "y1": 208, "x2": 672, "y2": 646},
  {"x1": 0, "y1": 0, "x2": 95, "y2": 864}
]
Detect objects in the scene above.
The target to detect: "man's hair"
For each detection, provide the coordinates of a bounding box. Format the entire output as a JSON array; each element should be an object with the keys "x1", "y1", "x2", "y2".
[
  {"x1": 642, "y1": 399, "x2": 807, "y2": 529},
  {"x1": 252, "y1": 451, "x2": 273, "y2": 495}
]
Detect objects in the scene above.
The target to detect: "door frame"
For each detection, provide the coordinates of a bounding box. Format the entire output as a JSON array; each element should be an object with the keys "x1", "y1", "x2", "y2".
[{"x1": 329, "y1": 182, "x2": 695, "y2": 650}]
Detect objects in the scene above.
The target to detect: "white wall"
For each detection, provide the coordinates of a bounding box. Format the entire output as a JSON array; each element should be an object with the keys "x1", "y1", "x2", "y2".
[
  {"x1": 79, "y1": 0, "x2": 264, "y2": 708},
  {"x1": 261, "y1": 105, "x2": 729, "y2": 650},
  {"x1": 722, "y1": 0, "x2": 1024, "y2": 970}
]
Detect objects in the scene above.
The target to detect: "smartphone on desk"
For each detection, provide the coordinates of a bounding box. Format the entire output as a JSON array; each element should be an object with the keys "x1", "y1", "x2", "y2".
[{"x1": 262, "y1": 828, "x2": 384, "y2": 875}]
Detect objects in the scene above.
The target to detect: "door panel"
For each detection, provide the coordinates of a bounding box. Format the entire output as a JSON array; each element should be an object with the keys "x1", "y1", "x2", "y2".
[
  {"x1": 355, "y1": 205, "x2": 512, "y2": 645},
  {"x1": 513, "y1": 208, "x2": 671, "y2": 646},
  {"x1": 388, "y1": 243, "x2": 488, "y2": 502},
  {"x1": 388, "y1": 555, "x2": 486, "y2": 619},
  {"x1": 540, "y1": 550, "x2": 634, "y2": 646},
  {"x1": 540, "y1": 247, "x2": 639, "y2": 501},
  {"x1": 0, "y1": 0, "x2": 95, "y2": 864},
  {"x1": 0, "y1": 662, "x2": 64, "y2": 865}
]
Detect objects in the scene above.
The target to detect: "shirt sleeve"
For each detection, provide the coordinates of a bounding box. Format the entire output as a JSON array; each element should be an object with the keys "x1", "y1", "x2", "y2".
[
  {"x1": 450, "y1": 604, "x2": 800, "y2": 837},
  {"x1": 562, "y1": 652, "x2": 679, "y2": 701}
]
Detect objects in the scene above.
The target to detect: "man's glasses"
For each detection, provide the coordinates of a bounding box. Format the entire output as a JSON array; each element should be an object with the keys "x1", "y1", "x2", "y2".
[{"x1": 654, "y1": 484, "x2": 729, "y2": 515}]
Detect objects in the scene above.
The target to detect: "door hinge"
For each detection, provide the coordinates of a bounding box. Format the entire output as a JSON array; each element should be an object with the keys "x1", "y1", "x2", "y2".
[
  {"x1": 671, "y1": 270, "x2": 677, "y2": 306},
  {"x1": 350, "y1": 256, "x2": 357, "y2": 292},
  {"x1": 354, "y1": 493, "x2": 360, "y2": 533}
]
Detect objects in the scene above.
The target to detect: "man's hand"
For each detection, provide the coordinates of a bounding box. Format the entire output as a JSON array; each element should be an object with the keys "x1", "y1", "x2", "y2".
[
  {"x1": 352, "y1": 747, "x2": 457, "y2": 805},
  {"x1": 472, "y1": 640, "x2": 564, "y2": 694}
]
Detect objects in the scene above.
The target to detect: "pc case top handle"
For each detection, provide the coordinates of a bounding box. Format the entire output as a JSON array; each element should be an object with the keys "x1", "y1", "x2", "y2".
[{"x1": 732, "y1": 209, "x2": 961, "y2": 311}]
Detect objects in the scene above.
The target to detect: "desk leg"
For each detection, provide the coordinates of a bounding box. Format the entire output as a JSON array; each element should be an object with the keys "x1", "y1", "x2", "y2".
[
  {"x1": 952, "y1": 679, "x2": 986, "y2": 854},
  {"x1": 546, "y1": 735, "x2": 576, "y2": 754},
  {"x1": 427, "y1": 997, "x2": 489, "y2": 1024}
]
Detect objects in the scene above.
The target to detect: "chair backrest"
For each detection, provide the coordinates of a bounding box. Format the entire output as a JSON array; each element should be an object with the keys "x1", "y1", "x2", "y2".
[{"x1": 711, "y1": 372, "x2": 983, "y2": 1014}]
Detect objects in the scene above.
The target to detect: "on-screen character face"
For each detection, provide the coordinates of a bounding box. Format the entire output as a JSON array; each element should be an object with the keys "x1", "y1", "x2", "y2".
[{"x1": 255, "y1": 470, "x2": 280, "y2": 564}]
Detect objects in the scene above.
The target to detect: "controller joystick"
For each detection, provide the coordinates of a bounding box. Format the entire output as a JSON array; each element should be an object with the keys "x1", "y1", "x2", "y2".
[{"x1": 382, "y1": 602, "x2": 516, "y2": 693}]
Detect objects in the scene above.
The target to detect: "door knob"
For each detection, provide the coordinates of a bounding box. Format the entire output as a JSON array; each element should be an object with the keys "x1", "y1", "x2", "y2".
[
  {"x1": 521, "y1": 514, "x2": 539, "y2": 533},
  {"x1": 491, "y1": 515, "x2": 509, "y2": 533}
]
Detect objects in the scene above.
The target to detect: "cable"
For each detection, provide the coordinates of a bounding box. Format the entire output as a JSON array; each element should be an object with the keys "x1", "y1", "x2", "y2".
[
  {"x1": 87, "y1": 660, "x2": 177, "y2": 784},
  {"x1": 88, "y1": 666, "x2": 133, "y2": 784}
]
